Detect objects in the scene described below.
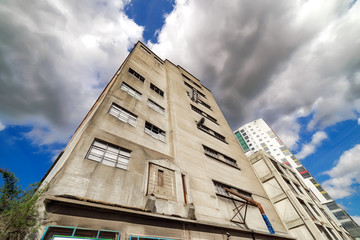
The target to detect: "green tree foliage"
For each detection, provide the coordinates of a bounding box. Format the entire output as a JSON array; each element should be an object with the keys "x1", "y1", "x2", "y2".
[{"x1": 0, "y1": 169, "x2": 45, "y2": 240}]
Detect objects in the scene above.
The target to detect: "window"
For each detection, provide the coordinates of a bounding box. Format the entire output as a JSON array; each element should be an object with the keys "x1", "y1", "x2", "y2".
[
  {"x1": 183, "y1": 74, "x2": 202, "y2": 89},
  {"x1": 296, "y1": 166, "x2": 306, "y2": 172},
  {"x1": 128, "y1": 68, "x2": 145, "y2": 82},
  {"x1": 140, "y1": 45, "x2": 151, "y2": 54},
  {"x1": 191, "y1": 104, "x2": 217, "y2": 123},
  {"x1": 147, "y1": 99, "x2": 165, "y2": 115},
  {"x1": 154, "y1": 56, "x2": 163, "y2": 64},
  {"x1": 333, "y1": 211, "x2": 348, "y2": 220},
  {"x1": 235, "y1": 131, "x2": 249, "y2": 152},
  {"x1": 198, "y1": 99, "x2": 211, "y2": 110},
  {"x1": 271, "y1": 160, "x2": 284, "y2": 174},
  {"x1": 310, "y1": 178, "x2": 318, "y2": 184},
  {"x1": 120, "y1": 82, "x2": 142, "y2": 100},
  {"x1": 342, "y1": 221, "x2": 358, "y2": 229},
  {"x1": 41, "y1": 226, "x2": 120, "y2": 240},
  {"x1": 260, "y1": 142, "x2": 269, "y2": 151},
  {"x1": 322, "y1": 192, "x2": 332, "y2": 200},
  {"x1": 325, "y1": 201, "x2": 340, "y2": 211},
  {"x1": 198, "y1": 124, "x2": 226, "y2": 143},
  {"x1": 150, "y1": 83, "x2": 164, "y2": 97},
  {"x1": 294, "y1": 184, "x2": 303, "y2": 194},
  {"x1": 130, "y1": 236, "x2": 175, "y2": 240},
  {"x1": 213, "y1": 181, "x2": 252, "y2": 200},
  {"x1": 184, "y1": 81, "x2": 205, "y2": 97},
  {"x1": 145, "y1": 121, "x2": 165, "y2": 142},
  {"x1": 86, "y1": 139, "x2": 131, "y2": 170},
  {"x1": 300, "y1": 171, "x2": 312, "y2": 178},
  {"x1": 203, "y1": 145, "x2": 238, "y2": 168},
  {"x1": 298, "y1": 199, "x2": 316, "y2": 220},
  {"x1": 285, "y1": 179, "x2": 297, "y2": 195},
  {"x1": 309, "y1": 203, "x2": 320, "y2": 216},
  {"x1": 147, "y1": 163, "x2": 176, "y2": 201},
  {"x1": 109, "y1": 103, "x2": 137, "y2": 126}
]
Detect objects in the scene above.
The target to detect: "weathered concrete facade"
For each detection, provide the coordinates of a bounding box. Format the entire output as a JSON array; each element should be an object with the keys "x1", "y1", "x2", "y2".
[
  {"x1": 250, "y1": 150, "x2": 353, "y2": 240},
  {"x1": 235, "y1": 118, "x2": 360, "y2": 239},
  {"x1": 38, "y1": 42, "x2": 293, "y2": 240}
]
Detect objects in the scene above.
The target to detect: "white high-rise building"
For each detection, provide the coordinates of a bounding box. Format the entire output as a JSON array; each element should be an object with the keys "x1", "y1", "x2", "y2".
[{"x1": 234, "y1": 118, "x2": 360, "y2": 239}]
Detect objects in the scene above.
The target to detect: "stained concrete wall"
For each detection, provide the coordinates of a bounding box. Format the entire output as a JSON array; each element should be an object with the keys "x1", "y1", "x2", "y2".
[{"x1": 39, "y1": 42, "x2": 293, "y2": 240}]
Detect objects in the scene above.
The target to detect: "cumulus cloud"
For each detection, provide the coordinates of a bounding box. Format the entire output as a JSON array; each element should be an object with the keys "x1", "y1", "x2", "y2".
[
  {"x1": 322, "y1": 144, "x2": 360, "y2": 199},
  {"x1": 0, "y1": 0, "x2": 143, "y2": 145},
  {"x1": 296, "y1": 131, "x2": 328, "y2": 159},
  {"x1": 150, "y1": 0, "x2": 360, "y2": 148}
]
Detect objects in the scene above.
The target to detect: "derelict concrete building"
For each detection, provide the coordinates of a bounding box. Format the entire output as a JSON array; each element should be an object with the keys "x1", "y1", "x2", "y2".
[
  {"x1": 37, "y1": 42, "x2": 293, "y2": 240},
  {"x1": 249, "y1": 151, "x2": 352, "y2": 240}
]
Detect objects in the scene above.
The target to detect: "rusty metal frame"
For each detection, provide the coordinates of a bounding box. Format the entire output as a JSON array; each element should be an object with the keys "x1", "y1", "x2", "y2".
[{"x1": 229, "y1": 198, "x2": 249, "y2": 226}]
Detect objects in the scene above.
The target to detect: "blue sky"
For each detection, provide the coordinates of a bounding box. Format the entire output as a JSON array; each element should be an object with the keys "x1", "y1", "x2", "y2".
[{"x1": 0, "y1": 0, "x2": 360, "y2": 225}]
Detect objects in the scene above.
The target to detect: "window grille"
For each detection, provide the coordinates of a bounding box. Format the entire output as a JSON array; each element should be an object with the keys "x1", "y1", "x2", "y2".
[
  {"x1": 203, "y1": 145, "x2": 238, "y2": 168},
  {"x1": 109, "y1": 103, "x2": 137, "y2": 126},
  {"x1": 147, "y1": 99, "x2": 165, "y2": 115},
  {"x1": 145, "y1": 121, "x2": 165, "y2": 142},
  {"x1": 184, "y1": 81, "x2": 205, "y2": 97},
  {"x1": 128, "y1": 68, "x2": 145, "y2": 82},
  {"x1": 150, "y1": 83, "x2": 164, "y2": 97},
  {"x1": 198, "y1": 124, "x2": 226, "y2": 143},
  {"x1": 120, "y1": 82, "x2": 142, "y2": 100},
  {"x1": 213, "y1": 181, "x2": 252, "y2": 199},
  {"x1": 191, "y1": 104, "x2": 217, "y2": 123},
  {"x1": 87, "y1": 139, "x2": 131, "y2": 170},
  {"x1": 182, "y1": 74, "x2": 202, "y2": 89}
]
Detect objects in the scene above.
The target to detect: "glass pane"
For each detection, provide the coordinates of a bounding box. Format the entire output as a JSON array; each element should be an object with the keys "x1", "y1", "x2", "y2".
[
  {"x1": 90, "y1": 147, "x2": 105, "y2": 156},
  {"x1": 88, "y1": 154, "x2": 102, "y2": 162},
  {"x1": 107, "y1": 146, "x2": 119, "y2": 154},
  {"x1": 93, "y1": 141, "x2": 107, "y2": 149},
  {"x1": 102, "y1": 159, "x2": 116, "y2": 167},
  {"x1": 120, "y1": 150, "x2": 131, "y2": 157},
  {"x1": 104, "y1": 152, "x2": 118, "y2": 161}
]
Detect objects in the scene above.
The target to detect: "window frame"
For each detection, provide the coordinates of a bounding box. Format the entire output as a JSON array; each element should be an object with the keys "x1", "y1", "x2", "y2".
[
  {"x1": 203, "y1": 145, "x2": 239, "y2": 169},
  {"x1": 86, "y1": 139, "x2": 131, "y2": 170},
  {"x1": 108, "y1": 103, "x2": 137, "y2": 127},
  {"x1": 150, "y1": 83, "x2": 164, "y2": 97},
  {"x1": 147, "y1": 99, "x2": 165, "y2": 115},
  {"x1": 145, "y1": 121, "x2": 166, "y2": 142},
  {"x1": 128, "y1": 68, "x2": 145, "y2": 82},
  {"x1": 120, "y1": 82, "x2": 142, "y2": 100}
]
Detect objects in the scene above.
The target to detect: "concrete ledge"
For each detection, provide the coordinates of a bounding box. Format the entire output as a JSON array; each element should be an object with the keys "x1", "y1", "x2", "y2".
[{"x1": 44, "y1": 195, "x2": 295, "y2": 239}]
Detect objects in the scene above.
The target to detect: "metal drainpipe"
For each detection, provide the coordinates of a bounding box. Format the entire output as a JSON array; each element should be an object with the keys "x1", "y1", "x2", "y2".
[{"x1": 225, "y1": 188, "x2": 275, "y2": 235}]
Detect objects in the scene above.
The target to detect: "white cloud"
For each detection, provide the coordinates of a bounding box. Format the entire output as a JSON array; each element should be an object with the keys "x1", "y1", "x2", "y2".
[
  {"x1": 150, "y1": 0, "x2": 360, "y2": 149},
  {"x1": 296, "y1": 131, "x2": 328, "y2": 159},
  {"x1": 0, "y1": 121, "x2": 5, "y2": 131},
  {"x1": 352, "y1": 216, "x2": 360, "y2": 226},
  {"x1": 0, "y1": 0, "x2": 143, "y2": 145},
  {"x1": 358, "y1": 117, "x2": 360, "y2": 125},
  {"x1": 322, "y1": 144, "x2": 360, "y2": 199}
]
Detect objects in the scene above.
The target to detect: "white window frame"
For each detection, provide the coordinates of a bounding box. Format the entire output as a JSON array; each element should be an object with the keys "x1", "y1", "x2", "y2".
[
  {"x1": 120, "y1": 82, "x2": 142, "y2": 100},
  {"x1": 109, "y1": 103, "x2": 137, "y2": 127},
  {"x1": 87, "y1": 139, "x2": 131, "y2": 170},
  {"x1": 145, "y1": 121, "x2": 165, "y2": 142},
  {"x1": 147, "y1": 99, "x2": 165, "y2": 115}
]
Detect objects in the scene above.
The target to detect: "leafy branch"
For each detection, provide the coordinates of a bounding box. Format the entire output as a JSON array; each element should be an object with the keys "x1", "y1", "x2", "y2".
[{"x1": 0, "y1": 169, "x2": 45, "y2": 240}]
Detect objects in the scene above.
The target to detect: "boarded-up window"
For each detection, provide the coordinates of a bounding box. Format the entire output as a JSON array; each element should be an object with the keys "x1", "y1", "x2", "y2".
[{"x1": 148, "y1": 164, "x2": 176, "y2": 201}]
